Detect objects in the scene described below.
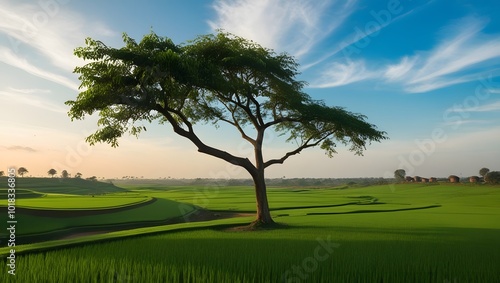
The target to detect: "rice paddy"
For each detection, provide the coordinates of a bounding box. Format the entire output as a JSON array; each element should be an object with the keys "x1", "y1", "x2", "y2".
[{"x1": 1, "y1": 179, "x2": 499, "y2": 282}]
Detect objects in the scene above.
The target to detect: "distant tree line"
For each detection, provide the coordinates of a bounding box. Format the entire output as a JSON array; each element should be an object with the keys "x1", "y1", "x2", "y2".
[
  {"x1": 0, "y1": 167, "x2": 89, "y2": 179},
  {"x1": 113, "y1": 177, "x2": 390, "y2": 187}
]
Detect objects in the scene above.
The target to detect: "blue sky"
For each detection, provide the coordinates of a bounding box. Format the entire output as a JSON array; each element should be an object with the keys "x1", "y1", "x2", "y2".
[{"x1": 0, "y1": 0, "x2": 499, "y2": 179}]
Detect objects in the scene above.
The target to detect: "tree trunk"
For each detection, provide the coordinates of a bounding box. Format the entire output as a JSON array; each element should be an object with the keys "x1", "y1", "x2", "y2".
[
  {"x1": 251, "y1": 169, "x2": 275, "y2": 226},
  {"x1": 249, "y1": 129, "x2": 275, "y2": 226}
]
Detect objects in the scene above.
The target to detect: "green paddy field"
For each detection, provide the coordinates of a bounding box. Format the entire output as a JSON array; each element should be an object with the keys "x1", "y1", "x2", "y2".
[{"x1": 1, "y1": 178, "x2": 499, "y2": 282}]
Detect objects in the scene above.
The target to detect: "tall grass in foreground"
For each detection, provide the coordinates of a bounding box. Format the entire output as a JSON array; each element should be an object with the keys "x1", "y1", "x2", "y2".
[{"x1": 2, "y1": 226, "x2": 499, "y2": 282}]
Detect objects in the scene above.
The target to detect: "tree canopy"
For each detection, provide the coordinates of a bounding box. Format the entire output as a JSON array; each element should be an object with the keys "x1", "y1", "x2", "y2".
[
  {"x1": 479, "y1": 167, "x2": 490, "y2": 178},
  {"x1": 394, "y1": 169, "x2": 406, "y2": 182},
  {"x1": 67, "y1": 32, "x2": 388, "y2": 226},
  {"x1": 61, "y1": 170, "x2": 70, "y2": 178},
  {"x1": 18, "y1": 167, "x2": 28, "y2": 177},
  {"x1": 48, "y1": 169, "x2": 57, "y2": 177},
  {"x1": 485, "y1": 171, "x2": 500, "y2": 184}
]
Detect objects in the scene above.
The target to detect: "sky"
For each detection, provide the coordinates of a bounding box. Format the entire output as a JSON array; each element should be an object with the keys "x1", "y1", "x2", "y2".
[{"x1": 0, "y1": 0, "x2": 499, "y2": 180}]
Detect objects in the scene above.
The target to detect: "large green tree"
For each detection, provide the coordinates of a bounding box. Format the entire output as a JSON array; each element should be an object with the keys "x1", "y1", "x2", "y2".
[{"x1": 67, "y1": 32, "x2": 387, "y2": 226}]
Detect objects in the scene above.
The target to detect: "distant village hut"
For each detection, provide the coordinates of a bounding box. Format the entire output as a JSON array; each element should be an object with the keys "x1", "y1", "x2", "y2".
[
  {"x1": 422, "y1": 178, "x2": 429, "y2": 183},
  {"x1": 429, "y1": 177, "x2": 437, "y2": 183},
  {"x1": 448, "y1": 175, "x2": 460, "y2": 183},
  {"x1": 405, "y1": 176, "x2": 414, "y2": 182},
  {"x1": 469, "y1": 176, "x2": 480, "y2": 183},
  {"x1": 413, "y1": 176, "x2": 422, "y2": 182}
]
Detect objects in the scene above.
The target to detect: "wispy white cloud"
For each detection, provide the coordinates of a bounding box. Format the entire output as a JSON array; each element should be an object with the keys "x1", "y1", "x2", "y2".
[
  {"x1": 384, "y1": 16, "x2": 500, "y2": 93},
  {"x1": 310, "y1": 60, "x2": 376, "y2": 88},
  {"x1": 209, "y1": 0, "x2": 356, "y2": 58},
  {"x1": 442, "y1": 119, "x2": 490, "y2": 127},
  {"x1": 449, "y1": 100, "x2": 500, "y2": 113},
  {"x1": 384, "y1": 56, "x2": 417, "y2": 81},
  {"x1": 7, "y1": 87, "x2": 51, "y2": 94},
  {"x1": 312, "y1": 16, "x2": 500, "y2": 92},
  {"x1": 7, "y1": 146, "x2": 37, "y2": 153},
  {"x1": 0, "y1": 1, "x2": 116, "y2": 89},
  {"x1": 303, "y1": 8, "x2": 416, "y2": 70},
  {"x1": 0, "y1": 89, "x2": 68, "y2": 114},
  {"x1": 0, "y1": 47, "x2": 80, "y2": 90}
]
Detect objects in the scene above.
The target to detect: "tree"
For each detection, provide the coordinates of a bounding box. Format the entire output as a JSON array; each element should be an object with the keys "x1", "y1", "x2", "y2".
[
  {"x1": 61, "y1": 170, "x2": 70, "y2": 178},
  {"x1": 66, "y1": 32, "x2": 387, "y2": 227},
  {"x1": 86, "y1": 176, "x2": 97, "y2": 181},
  {"x1": 18, "y1": 167, "x2": 28, "y2": 177},
  {"x1": 479, "y1": 167, "x2": 490, "y2": 178},
  {"x1": 394, "y1": 169, "x2": 406, "y2": 183},
  {"x1": 48, "y1": 169, "x2": 57, "y2": 178},
  {"x1": 75, "y1": 172, "x2": 83, "y2": 179},
  {"x1": 485, "y1": 171, "x2": 500, "y2": 184}
]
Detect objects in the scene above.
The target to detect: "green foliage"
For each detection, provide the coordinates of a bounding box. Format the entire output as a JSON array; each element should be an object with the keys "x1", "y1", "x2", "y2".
[
  {"x1": 485, "y1": 171, "x2": 500, "y2": 184},
  {"x1": 61, "y1": 170, "x2": 69, "y2": 178},
  {"x1": 47, "y1": 168, "x2": 57, "y2": 177},
  {"x1": 479, "y1": 167, "x2": 490, "y2": 177},
  {"x1": 17, "y1": 167, "x2": 28, "y2": 177},
  {"x1": 394, "y1": 169, "x2": 406, "y2": 182},
  {"x1": 66, "y1": 31, "x2": 387, "y2": 158},
  {"x1": 67, "y1": 31, "x2": 388, "y2": 223}
]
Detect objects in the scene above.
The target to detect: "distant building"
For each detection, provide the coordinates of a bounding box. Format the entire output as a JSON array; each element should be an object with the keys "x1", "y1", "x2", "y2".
[
  {"x1": 422, "y1": 178, "x2": 429, "y2": 183},
  {"x1": 448, "y1": 175, "x2": 460, "y2": 183},
  {"x1": 413, "y1": 176, "x2": 422, "y2": 182},
  {"x1": 405, "y1": 176, "x2": 414, "y2": 182},
  {"x1": 429, "y1": 177, "x2": 437, "y2": 183},
  {"x1": 469, "y1": 176, "x2": 480, "y2": 183}
]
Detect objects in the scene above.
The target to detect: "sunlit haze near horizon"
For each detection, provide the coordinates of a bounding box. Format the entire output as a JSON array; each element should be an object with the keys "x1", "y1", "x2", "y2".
[{"x1": 1, "y1": 0, "x2": 499, "y2": 179}]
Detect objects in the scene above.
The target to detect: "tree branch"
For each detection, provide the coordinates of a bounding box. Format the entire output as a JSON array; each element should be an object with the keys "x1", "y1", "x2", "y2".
[
  {"x1": 154, "y1": 104, "x2": 256, "y2": 172},
  {"x1": 241, "y1": 71, "x2": 265, "y2": 126},
  {"x1": 220, "y1": 92, "x2": 261, "y2": 129},
  {"x1": 218, "y1": 100, "x2": 256, "y2": 145},
  {"x1": 263, "y1": 117, "x2": 301, "y2": 129},
  {"x1": 263, "y1": 137, "x2": 326, "y2": 168},
  {"x1": 247, "y1": 92, "x2": 265, "y2": 126}
]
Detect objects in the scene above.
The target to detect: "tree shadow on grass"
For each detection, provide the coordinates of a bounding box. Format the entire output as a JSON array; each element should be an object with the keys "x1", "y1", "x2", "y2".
[{"x1": 306, "y1": 204, "x2": 442, "y2": 215}]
